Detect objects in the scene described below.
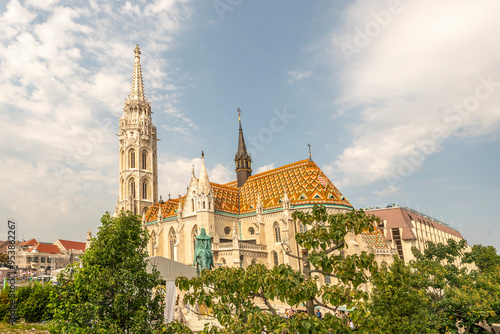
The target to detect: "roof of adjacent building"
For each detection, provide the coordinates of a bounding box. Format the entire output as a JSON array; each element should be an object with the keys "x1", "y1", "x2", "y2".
[
  {"x1": 27, "y1": 243, "x2": 61, "y2": 254},
  {"x1": 0, "y1": 241, "x2": 13, "y2": 253},
  {"x1": 18, "y1": 238, "x2": 38, "y2": 247},
  {"x1": 366, "y1": 206, "x2": 463, "y2": 241},
  {"x1": 55, "y1": 239, "x2": 86, "y2": 252},
  {"x1": 145, "y1": 159, "x2": 352, "y2": 222}
]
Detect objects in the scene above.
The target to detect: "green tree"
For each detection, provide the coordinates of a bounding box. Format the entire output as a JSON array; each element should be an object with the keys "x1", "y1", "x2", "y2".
[
  {"x1": 16, "y1": 282, "x2": 54, "y2": 322},
  {"x1": 369, "y1": 257, "x2": 438, "y2": 334},
  {"x1": 369, "y1": 240, "x2": 500, "y2": 334},
  {"x1": 394, "y1": 240, "x2": 500, "y2": 333},
  {"x1": 49, "y1": 211, "x2": 165, "y2": 333},
  {"x1": 0, "y1": 286, "x2": 10, "y2": 321},
  {"x1": 175, "y1": 205, "x2": 379, "y2": 333},
  {"x1": 465, "y1": 244, "x2": 500, "y2": 273}
]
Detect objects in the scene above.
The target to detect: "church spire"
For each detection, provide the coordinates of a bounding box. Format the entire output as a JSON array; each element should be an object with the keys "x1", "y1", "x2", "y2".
[
  {"x1": 235, "y1": 108, "x2": 252, "y2": 188},
  {"x1": 115, "y1": 45, "x2": 158, "y2": 217},
  {"x1": 198, "y1": 151, "x2": 211, "y2": 195},
  {"x1": 127, "y1": 45, "x2": 147, "y2": 104}
]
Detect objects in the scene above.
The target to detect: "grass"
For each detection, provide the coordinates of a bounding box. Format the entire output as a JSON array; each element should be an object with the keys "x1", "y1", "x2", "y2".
[{"x1": 0, "y1": 321, "x2": 49, "y2": 333}]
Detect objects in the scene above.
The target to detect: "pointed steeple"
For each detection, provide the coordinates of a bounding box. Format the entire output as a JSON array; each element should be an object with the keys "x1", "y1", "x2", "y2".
[
  {"x1": 236, "y1": 108, "x2": 248, "y2": 158},
  {"x1": 198, "y1": 151, "x2": 211, "y2": 195},
  {"x1": 235, "y1": 108, "x2": 252, "y2": 187},
  {"x1": 127, "y1": 45, "x2": 147, "y2": 104}
]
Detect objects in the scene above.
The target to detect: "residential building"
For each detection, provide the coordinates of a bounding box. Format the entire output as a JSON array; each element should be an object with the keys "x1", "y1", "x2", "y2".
[
  {"x1": 365, "y1": 205, "x2": 474, "y2": 269},
  {"x1": 14, "y1": 238, "x2": 86, "y2": 272}
]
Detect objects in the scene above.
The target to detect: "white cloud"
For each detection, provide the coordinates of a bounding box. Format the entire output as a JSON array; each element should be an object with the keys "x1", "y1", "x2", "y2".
[
  {"x1": 287, "y1": 70, "x2": 312, "y2": 84},
  {"x1": 158, "y1": 157, "x2": 234, "y2": 198},
  {"x1": 373, "y1": 185, "x2": 400, "y2": 198},
  {"x1": 0, "y1": 0, "x2": 193, "y2": 242},
  {"x1": 328, "y1": 0, "x2": 500, "y2": 187},
  {"x1": 209, "y1": 164, "x2": 233, "y2": 185},
  {"x1": 256, "y1": 163, "x2": 275, "y2": 174}
]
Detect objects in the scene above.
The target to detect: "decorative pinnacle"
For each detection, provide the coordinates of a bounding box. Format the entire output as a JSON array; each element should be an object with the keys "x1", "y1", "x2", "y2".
[
  {"x1": 308, "y1": 143, "x2": 312, "y2": 159},
  {"x1": 237, "y1": 108, "x2": 241, "y2": 128},
  {"x1": 127, "y1": 45, "x2": 147, "y2": 104},
  {"x1": 202, "y1": 150, "x2": 204, "y2": 158}
]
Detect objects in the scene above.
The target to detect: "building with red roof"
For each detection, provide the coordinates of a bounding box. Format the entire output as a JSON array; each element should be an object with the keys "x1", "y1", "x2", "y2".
[
  {"x1": 54, "y1": 239, "x2": 86, "y2": 254},
  {"x1": 14, "y1": 238, "x2": 86, "y2": 273},
  {"x1": 366, "y1": 205, "x2": 474, "y2": 269}
]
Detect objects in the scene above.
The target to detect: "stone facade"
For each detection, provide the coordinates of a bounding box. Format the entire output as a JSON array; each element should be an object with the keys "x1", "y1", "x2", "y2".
[{"x1": 115, "y1": 45, "x2": 158, "y2": 216}]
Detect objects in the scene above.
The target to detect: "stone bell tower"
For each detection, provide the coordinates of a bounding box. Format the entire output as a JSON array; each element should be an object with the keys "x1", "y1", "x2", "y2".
[{"x1": 115, "y1": 45, "x2": 158, "y2": 216}]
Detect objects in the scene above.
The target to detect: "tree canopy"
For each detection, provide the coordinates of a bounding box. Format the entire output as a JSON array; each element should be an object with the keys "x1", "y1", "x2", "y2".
[
  {"x1": 174, "y1": 205, "x2": 380, "y2": 333},
  {"x1": 50, "y1": 212, "x2": 165, "y2": 334},
  {"x1": 465, "y1": 244, "x2": 500, "y2": 274},
  {"x1": 369, "y1": 239, "x2": 500, "y2": 333}
]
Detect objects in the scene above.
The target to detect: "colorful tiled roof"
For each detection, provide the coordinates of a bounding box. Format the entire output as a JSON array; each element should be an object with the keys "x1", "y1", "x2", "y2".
[
  {"x1": 237, "y1": 159, "x2": 351, "y2": 214},
  {"x1": 144, "y1": 197, "x2": 184, "y2": 222},
  {"x1": 212, "y1": 183, "x2": 239, "y2": 214},
  {"x1": 145, "y1": 159, "x2": 352, "y2": 222},
  {"x1": 362, "y1": 229, "x2": 389, "y2": 250}
]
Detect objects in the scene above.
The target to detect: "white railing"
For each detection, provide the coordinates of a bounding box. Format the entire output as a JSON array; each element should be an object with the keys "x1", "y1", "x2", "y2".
[{"x1": 212, "y1": 241, "x2": 267, "y2": 252}]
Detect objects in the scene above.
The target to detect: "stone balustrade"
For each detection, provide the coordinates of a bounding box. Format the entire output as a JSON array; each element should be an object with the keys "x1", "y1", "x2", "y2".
[{"x1": 212, "y1": 241, "x2": 267, "y2": 252}]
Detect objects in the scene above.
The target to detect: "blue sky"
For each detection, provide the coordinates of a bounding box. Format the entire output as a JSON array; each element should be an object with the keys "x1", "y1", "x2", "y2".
[{"x1": 1, "y1": 0, "x2": 499, "y2": 251}]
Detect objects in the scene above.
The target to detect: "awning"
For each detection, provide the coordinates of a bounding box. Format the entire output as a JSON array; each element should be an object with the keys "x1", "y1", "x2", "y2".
[
  {"x1": 146, "y1": 256, "x2": 197, "y2": 281},
  {"x1": 337, "y1": 305, "x2": 356, "y2": 312}
]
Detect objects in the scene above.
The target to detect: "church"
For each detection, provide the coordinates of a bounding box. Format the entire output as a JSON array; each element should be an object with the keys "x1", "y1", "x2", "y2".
[{"x1": 114, "y1": 46, "x2": 398, "y2": 281}]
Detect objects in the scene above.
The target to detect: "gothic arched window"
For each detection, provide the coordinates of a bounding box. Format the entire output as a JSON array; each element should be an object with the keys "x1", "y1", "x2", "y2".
[
  {"x1": 130, "y1": 179, "x2": 136, "y2": 199},
  {"x1": 142, "y1": 151, "x2": 147, "y2": 170},
  {"x1": 142, "y1": 180, "x2": 148, "y2": 199},
  {"x1": 299, "y1": 222, "x2": 307, "y2": 234},
  {"x1": 169, "y1": 229, "x2": 176, "y2": 260},
  {"x1": 129, "y1": 149, "x2": 136, "y2": 169},
  {"x1": 191, "y1": 199, "x2": 195, "y2": 212},
  {"x1": 274, "y1": 222, "x2": 281, "y2": 243},
  {"x1": 273, "y1": 252, "x2": 279, "y2": 266}
]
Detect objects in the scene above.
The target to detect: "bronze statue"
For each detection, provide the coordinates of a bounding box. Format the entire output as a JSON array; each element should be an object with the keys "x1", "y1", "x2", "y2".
[{"x1": 193, "y1": 227, "x2": 214, "y2": 273}]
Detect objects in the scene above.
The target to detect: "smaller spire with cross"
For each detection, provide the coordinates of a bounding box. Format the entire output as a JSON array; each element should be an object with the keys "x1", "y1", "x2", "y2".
[{"x1": 308, "y1": 143, "x2": 312, "y2": 161}]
